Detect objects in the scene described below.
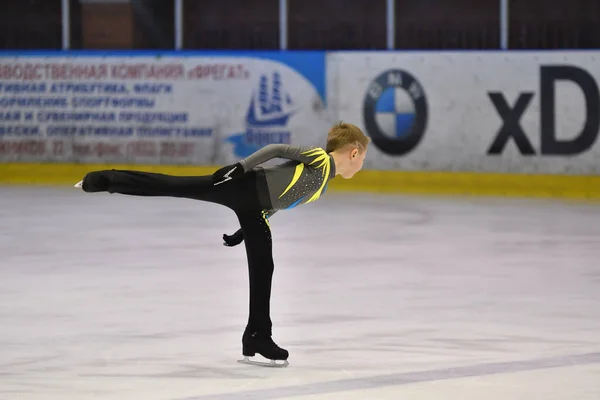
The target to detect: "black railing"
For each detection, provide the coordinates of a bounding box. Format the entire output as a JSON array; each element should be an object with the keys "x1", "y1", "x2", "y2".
[{"x1": 1, "y1": 0, "x2": 599, "y2": 51}]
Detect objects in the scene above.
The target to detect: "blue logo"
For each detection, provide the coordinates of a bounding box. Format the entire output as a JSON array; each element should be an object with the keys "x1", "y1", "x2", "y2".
[
  {"x1": 228, "y1": 72, "x2": 296, "y2": 157},
  {"x1": 363, "y1": 69, "x2": 428, "y2": 156}
]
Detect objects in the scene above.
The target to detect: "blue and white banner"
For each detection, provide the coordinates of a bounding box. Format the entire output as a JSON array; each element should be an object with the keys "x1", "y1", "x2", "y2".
[
  {"x1": 0, "y1": 52, "x2": 330, "y2": 164},
  {"x1": 329, "y1": 51, "x2": 600, "y2": 174}
]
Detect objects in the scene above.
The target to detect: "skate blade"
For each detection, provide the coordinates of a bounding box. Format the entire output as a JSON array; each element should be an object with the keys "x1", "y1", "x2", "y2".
[
  {"x1": 74, "y1": 180, "x2": 83, "y2": 188},
  {"x1": 237, "y1": 356, "x2": 289, "y2": 368}
]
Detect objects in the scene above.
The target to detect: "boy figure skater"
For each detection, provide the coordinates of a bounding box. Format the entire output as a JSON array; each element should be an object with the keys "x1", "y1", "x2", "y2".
[{"x1": 76, "y1": 122, "x2": 369, "y2": 367}]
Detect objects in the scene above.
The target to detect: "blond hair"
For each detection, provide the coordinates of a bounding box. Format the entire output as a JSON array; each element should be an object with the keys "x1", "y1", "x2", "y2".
[{"x1": 325, "y1": 122, "x2": 370, "y2": 153}]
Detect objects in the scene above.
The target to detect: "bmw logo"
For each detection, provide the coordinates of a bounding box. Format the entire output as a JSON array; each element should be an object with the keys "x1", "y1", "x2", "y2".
[{"x1": 363, "y1": 69, "x2": 428, "y2": 156}]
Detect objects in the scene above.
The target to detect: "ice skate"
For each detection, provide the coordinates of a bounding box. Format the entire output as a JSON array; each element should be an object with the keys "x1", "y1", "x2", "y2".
[
  {"x1": 74, "y1": 171, "x2": 110, "y2": 192},
  {"x1": 238, "y1": 331, "x2": 289, "y2": 368}
]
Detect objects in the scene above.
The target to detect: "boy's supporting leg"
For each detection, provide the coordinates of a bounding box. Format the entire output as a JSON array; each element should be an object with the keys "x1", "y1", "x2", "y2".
[
  {"x1": 238, "y1": 211, "x2": 288, "y2": 365},
  {"x1": 240, "y1": 211, "x2": 274, "y2": 335}
]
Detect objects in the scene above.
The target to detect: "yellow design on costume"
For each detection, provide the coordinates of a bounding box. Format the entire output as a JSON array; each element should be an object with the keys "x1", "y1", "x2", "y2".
[
  {"x1": 301, "y1": 148, "x2": 331, "y2": 203},
  {"x1": 278, "y1": 163, "x2": 304, "y2": 199},
  {"x1": 261, "y1": 210, "x2": 270, "y2": 228}
]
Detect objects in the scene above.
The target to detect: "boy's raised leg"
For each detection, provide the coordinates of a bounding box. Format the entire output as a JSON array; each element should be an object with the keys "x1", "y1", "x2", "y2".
[{"x1": 76, "y1": 169, "x2": 220, "y2": 201}]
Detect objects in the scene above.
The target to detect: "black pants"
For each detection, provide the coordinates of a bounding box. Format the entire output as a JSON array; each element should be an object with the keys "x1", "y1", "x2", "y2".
[{"x1": 82, "y1": 169, "x2": 275, "y2": 336}]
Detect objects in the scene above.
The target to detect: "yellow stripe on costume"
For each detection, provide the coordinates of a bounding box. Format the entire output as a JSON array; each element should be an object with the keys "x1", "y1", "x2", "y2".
[
  {"x1": 261, "y1": 210, "x2": 271, "y2": 228},
  {"x1": 301, "y1": 148, "x2": 331, "y2": 203},
  {"x1": 278, "y1": 163, "x2": 304, "y2": 199}
]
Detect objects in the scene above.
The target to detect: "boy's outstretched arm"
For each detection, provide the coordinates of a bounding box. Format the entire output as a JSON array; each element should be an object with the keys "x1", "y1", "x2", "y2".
[
  {"x1": 238, "y1": 144, "x2": 323, "y2": 172},
  {"x1": 213, "y1": 144, "x2": 321, "y2": 186}
]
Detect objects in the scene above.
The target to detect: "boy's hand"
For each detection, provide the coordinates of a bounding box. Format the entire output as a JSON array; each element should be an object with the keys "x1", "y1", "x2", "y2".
[
  {"x1": 223, "y1": 229, "x2": 244, "y2": 247},
  {"x1": 212, "y1": 163, "x2": 244, "y2": 186}
]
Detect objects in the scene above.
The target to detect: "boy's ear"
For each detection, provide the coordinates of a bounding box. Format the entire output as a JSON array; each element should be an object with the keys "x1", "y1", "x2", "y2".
[{"x1": 351, "y1": 148, "x2": 359, "y2": 158}]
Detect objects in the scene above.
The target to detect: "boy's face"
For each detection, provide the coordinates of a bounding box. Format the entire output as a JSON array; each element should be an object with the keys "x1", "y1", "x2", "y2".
[{"x1": 343, "y1": 147, "x2": 367, "y2": 179}]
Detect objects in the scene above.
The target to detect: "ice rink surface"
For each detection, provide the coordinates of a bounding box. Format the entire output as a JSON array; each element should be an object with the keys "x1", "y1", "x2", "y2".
[{"x1": 1, "y1": 186, "x2": 600, "y2": 400}]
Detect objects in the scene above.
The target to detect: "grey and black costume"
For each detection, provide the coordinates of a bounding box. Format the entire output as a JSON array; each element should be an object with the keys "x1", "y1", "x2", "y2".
[{"x1": 79, "y1": 144, "x2": 336, "y2": 362}]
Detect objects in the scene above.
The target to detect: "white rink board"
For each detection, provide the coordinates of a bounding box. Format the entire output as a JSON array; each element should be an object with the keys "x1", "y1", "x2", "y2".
[{"x1": 328, "y1": 51, "x2": 600, "y2": 174}]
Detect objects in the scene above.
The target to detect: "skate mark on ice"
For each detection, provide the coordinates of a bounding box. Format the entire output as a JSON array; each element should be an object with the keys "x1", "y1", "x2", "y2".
[
  {"x1": 176, "y1": 352, "x2": 600, "y2": 400},
  {"x1": 0, "y1": 354, "x2": 64, "y2": 370},
  {"x1": 79, "y1": 365, "x2": 259, "y2": 380}
]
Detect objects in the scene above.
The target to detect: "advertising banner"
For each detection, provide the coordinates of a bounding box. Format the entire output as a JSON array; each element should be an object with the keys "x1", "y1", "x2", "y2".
[
  {"x1": 0, "y1": 52, "x2": 331, "y2": 165},
  {"x1": 329, "y1": 51, "x2": 600, "y2": 174}
]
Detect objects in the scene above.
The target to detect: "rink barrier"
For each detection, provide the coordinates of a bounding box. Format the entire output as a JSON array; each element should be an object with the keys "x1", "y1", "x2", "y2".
[
  {"x1": 2, "y1": 163, "x2": 600, "y2": 200},
  {"x1": 331, "y1": 169, "x2": 600, "y2": 199}
]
